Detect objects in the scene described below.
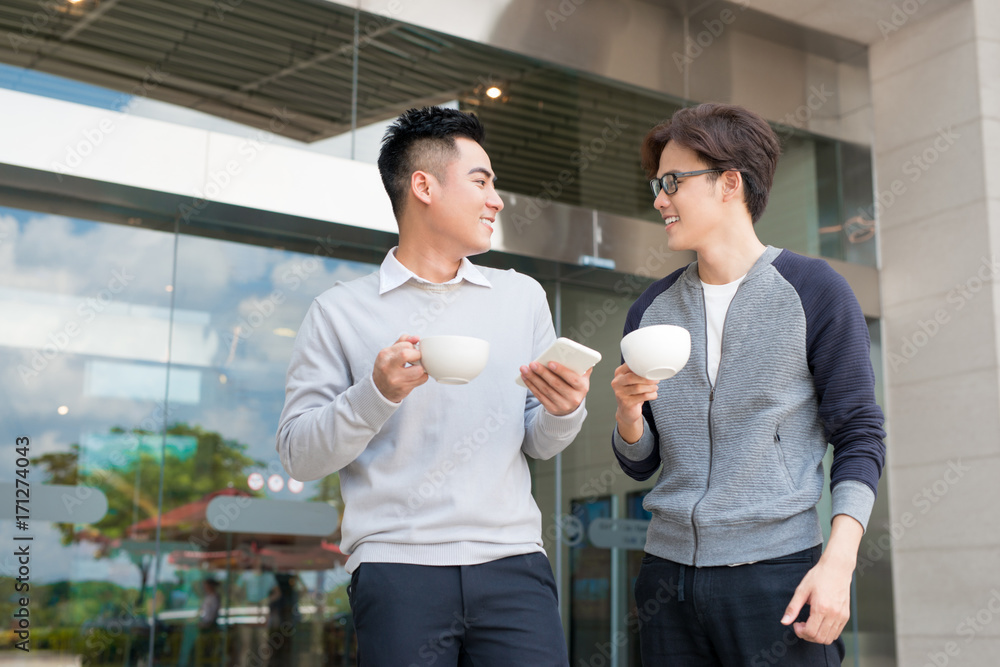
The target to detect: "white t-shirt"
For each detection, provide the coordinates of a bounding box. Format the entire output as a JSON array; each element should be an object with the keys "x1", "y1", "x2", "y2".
[{"x1": 701, "y1": 274, "x2": 746, "y2": 386}]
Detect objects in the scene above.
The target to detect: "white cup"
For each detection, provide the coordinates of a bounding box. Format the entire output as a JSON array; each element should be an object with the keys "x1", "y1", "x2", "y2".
[
  {"x1": 417, "y1": 335, "x2": 490, "y2": 385},
  {"x1": 620, "y1": 325, "x2": 691, "y2": 381}
]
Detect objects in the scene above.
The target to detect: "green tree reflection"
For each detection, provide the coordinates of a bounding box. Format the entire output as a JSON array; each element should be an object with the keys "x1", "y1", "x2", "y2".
[{"x1": 32, "y1": 423, "x2": 264, "y2": 595}]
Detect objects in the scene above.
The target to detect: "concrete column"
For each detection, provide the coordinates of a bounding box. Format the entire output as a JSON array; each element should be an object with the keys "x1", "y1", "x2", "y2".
[{"x1": 871, "y1": 0, "x2": 1000, "y2": 664}]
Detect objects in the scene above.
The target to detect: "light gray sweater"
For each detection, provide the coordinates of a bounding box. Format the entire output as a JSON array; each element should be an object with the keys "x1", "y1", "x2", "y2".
[{"x1": 277, "y1": 251, "x2": 586, "y2": 572}]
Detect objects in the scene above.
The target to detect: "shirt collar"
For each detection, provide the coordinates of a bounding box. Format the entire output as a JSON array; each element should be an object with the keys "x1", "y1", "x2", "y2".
[{"x1": 378, "y1": 247, "x2": 492, "y2": 295}]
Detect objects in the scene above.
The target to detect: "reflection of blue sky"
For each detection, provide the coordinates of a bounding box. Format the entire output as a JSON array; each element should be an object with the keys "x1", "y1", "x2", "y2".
[
  {"x1": 0, "y1": 63, "x2": 129, "y2": 111},
  {"x1": 0, "y1": 205, "x2": 376, "y2": 589}
]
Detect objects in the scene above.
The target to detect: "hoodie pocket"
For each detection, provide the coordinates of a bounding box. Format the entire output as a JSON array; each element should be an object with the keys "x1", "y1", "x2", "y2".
[{"x1": 773, "y1": 430, "x2": 796, "y2": 492}]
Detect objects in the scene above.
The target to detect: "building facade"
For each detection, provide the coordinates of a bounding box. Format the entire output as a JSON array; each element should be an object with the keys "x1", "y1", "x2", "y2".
[{"x1": 0, "y1": 1, "x2": 996, "y2": 665}]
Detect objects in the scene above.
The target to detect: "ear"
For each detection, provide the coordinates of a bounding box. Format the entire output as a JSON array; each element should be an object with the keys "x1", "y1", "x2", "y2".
[
  {"x1": 719, "y1": 170, "x2": 742, "y2": 203},
  {"x1": 411, "y1": 170, "x2": 434, "y2": 206}
]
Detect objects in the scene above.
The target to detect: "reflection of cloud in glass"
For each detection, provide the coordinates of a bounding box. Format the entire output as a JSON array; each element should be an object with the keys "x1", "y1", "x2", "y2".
[
  {"x1": 0, "y1": 211, "x2": 174, "y2": 301},
  {"x1": 0, "y1": 205, "x2": 380, "y2": 594},
  {"x1": 1, "y1": 287, "x2": 217, "y2": 368},
  {"x1": 219, "y1": 256, "x2": 374, "y2": 366},
  {"x1": 84, "y1": 360, "x2": 202, "y2": 404}
]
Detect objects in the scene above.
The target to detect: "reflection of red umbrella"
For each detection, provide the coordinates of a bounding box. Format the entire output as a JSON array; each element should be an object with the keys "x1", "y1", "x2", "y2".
[
  {"x1": 168, "y1": 548, "x2": 254, "y2": 569},
  {"x1": 167, "y1": 541, "x2": 346, "y2": 571},
  {"x1": 128, "y1": 489, "x2": 345, "y2": 572},
  {"x1": 128, "y1": 488, "x2": 252, "y2": 541},
  {"x1": 252, "y1": 541, "x2": 346, "y2": 571}
]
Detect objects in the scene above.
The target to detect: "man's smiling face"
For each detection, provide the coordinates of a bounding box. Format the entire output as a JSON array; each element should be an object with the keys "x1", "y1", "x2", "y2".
[{"x1": 425, "y1": 137, "x2": 504, "y2": 259}]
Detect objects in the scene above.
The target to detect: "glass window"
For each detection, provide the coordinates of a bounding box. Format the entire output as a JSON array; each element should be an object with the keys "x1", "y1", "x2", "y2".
[
  {"x1": 0, "y1": 206, "x2": 175, "y2": 663},
  {"x1": 156, "y1": 232, "x2": 376, "y2": 667},
  {"x1": 0, "y1": 205, "x2": 376, "y2": 666}
]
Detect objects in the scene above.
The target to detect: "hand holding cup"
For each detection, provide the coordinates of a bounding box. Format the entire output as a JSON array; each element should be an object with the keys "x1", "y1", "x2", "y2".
[
  {"x1": 373, "y1": 334, "x2": 429, "y2": 403},
  {"x1": 613, "y1": 325, "x2": 691, "y2": 443}
]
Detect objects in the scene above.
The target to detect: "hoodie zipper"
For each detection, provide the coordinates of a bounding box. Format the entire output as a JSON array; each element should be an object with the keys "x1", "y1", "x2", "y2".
[{"x1": 690, "y1": 277, "x2": 742, "y2": 567}]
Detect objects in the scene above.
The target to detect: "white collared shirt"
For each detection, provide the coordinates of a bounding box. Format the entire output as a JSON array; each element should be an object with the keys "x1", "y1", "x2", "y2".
[{"x1": 379, "y1": 247, "x2": 492, "y2": 295}]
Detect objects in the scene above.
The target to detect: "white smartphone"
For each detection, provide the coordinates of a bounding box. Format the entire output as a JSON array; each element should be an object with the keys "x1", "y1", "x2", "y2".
[{"x1": 516, "y1": 337, "x2": 602, "y2": 387}]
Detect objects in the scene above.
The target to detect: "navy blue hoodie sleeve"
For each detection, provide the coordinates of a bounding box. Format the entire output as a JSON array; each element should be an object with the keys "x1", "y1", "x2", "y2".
[
  {"x1": 611, "y1": 270, "x2": 684, "y2": 481},
  {"x1": 773, "y1": 251, "x2": 886, "y2": 502}
]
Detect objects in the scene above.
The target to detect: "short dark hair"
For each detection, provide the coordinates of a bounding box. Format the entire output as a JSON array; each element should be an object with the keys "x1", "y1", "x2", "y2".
[
  {"x1": 640, "y1": 103, "x2": 781, "y2": 224},
  {"x1": 378, "y1": 107, "x2": 486, "y2": 219}
]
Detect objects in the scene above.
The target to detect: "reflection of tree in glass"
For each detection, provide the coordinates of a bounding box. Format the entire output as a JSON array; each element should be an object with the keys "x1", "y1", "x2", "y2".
[{"x1": 32, "y1": 423, "x2": 265, "y2": 600}]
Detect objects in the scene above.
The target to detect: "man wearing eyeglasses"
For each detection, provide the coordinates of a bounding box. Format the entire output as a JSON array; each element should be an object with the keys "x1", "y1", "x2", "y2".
[{"x1": 611, "y1": 103, "x2": 885, "y2": 664}]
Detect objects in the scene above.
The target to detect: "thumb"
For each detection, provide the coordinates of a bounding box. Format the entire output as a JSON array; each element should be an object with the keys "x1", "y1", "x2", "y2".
[{"x1": 781, "y1": 585, "x2": 809, "y2": 625}]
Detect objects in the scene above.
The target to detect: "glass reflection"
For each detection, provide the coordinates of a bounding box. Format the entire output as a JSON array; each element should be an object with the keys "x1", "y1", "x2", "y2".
[
  {"x1": 160, "y1": 232, "x2": 375, "y2": 666},
  {"x1": 0, "y1": 206, "x2": 175, "y2": 663}
]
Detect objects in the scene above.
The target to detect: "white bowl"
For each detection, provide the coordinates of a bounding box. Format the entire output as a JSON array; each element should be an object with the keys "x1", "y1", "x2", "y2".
[
  {"x1": 418, "y1": 335, "x2": 490, "y2": 385},
  {"x1": 621, "y1": 325, "x2": 691, "y2": 381}
]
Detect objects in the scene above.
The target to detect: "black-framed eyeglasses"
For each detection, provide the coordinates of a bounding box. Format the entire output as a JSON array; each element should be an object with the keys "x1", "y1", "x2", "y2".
[{"x1": 649, "y1": 169, "x2": 724, "y2": 197}]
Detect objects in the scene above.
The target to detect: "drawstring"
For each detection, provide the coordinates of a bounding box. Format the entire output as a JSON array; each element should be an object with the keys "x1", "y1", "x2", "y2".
[{"x1": 678, "y1": 564, "x2": 686, "y2": 602}]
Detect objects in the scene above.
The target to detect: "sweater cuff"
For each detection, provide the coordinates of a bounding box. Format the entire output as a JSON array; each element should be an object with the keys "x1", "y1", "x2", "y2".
[
  {"x1": 613, "y1": 422, "x2": 655, "y2": 461},
  {"x1": 831, "y1": 480, "x2": 876, "y2": 532},
  {"x1": 537, "y1": 399, "x2": 588, "y2": 439},
  {"x1": 346, "y1": 374, "x2": 401, "y2": 431}
]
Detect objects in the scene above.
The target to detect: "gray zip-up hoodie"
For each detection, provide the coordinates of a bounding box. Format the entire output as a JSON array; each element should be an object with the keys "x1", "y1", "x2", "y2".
[{"x1": 613, "y1": 246, "x2": 886, "y2": 567}]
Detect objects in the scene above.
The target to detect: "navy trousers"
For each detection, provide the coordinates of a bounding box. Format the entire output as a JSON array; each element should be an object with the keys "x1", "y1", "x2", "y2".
[
  {"x1": 347, "y1": 552, "x2": 569, "y2": 666},
  {"x1": 634, "y1": 545, "x2": 846, "y2": 666}
]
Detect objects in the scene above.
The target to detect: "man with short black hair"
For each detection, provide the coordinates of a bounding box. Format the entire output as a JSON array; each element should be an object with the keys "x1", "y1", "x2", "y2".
[
  {"x1": 612, "y1": 103, "x2": 885, "y2": 664},
  {"x1": 278, "y1": 106, "x2": 590, "y2": 666}
]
